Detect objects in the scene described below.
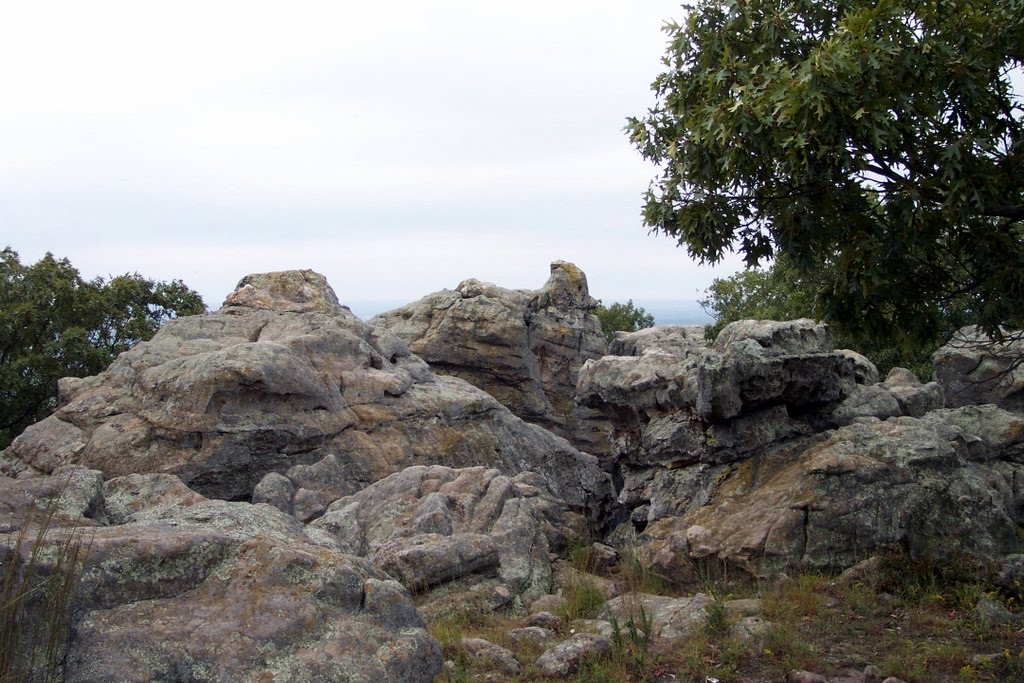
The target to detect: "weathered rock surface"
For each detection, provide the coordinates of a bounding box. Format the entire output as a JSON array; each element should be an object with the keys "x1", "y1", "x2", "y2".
[
  {"x1": 3, "y1": 270, "x2": 611, "y2": 518},
  {"x1": 577, "y1": 320, "x2": 853, "y2": 521},
  {"x1": 0, "y1": 467, "x2": 442, "y2": 682},
  {"x1": 933, "y1": 326, "x2": 1024, "y2": 411},
  {"x1": 600, "y1": 592, "x2": 715, "y2": 641},
  {"x1": 580, "y1": 320, "x2": 1024, "y2": 578},
  {"x1": 881, "y1": 367, "x2": 944, "y2": 418},
  {"x1": 309, "y1": 464, "x2": 586, "y2": 607},
  {"x1": 535, "y1": 632, "x2": 612, "y2": 677},
  {"x1": 372, "y1": 261, "x2": 612, "y2": 457},
  {"x1": 639, "y1": 405, "x2": 1024, "y2": 577},
  {"x1": 461, "y1": 637, "x2": 521, "y2": 675}
]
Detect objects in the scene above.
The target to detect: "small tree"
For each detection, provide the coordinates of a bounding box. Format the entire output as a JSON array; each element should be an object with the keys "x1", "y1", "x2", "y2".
[
  {"x1": 0, "y1": 248, "x2": 205, "y2": 447},
  {"x1": 594, "y1": 300, "x2": 655, "y2": 342},
  {"x1": 698, "y1": 257, "x2": 818, "y2": 339}
]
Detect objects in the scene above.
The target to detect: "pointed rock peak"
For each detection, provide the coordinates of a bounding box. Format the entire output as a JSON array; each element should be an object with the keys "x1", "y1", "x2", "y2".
[
  {"x1": 222, "y1": 269, "x2": 343, "y2": 313},
  {"x1": 536, "y1": 260, "x2": 595, "y2": 310}
]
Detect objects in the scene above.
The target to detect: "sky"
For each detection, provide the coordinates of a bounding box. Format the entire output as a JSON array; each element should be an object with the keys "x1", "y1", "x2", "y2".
[{"x1": 1, "y1": 1, "x2": 747, "y2": 316}]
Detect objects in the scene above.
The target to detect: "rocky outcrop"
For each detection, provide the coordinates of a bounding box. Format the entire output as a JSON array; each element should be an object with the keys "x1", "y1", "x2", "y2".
[
  {"x1": 307, "y1": 464, "x2": 586, "y2": 609},
  {"x1": 0, "y1": 466, "x2": 442, "y2": 682},
  {"x1": 577, "y1": 320, "x2": 851, "y2": 514},
  {"x1": 2, "y1": 270, "x2": 611, "y2": 518},
  {"x1": 933, "y1": 326, "x2": 1024, "y2": 411},
  {"x1": 371, "y1": 261, "x2": 612, "y2": 457},
  {"x1": 579, "y1": 320, "x2": 1024, "y2": 578},
  {"x1": 641, "y1": 406, "x2": 1024, "y2": 578}
]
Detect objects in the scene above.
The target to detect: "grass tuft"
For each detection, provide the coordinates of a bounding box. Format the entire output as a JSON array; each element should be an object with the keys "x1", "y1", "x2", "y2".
[{"x1": 1, "y1": 487, "x2": 91, "y2": 683}]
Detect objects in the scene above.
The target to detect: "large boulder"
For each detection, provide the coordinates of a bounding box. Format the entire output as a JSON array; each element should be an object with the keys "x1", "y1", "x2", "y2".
[
  {"x1": 371, "y1": 261, "x2": 612, "y2": 457},
  {"x1": 0, "y1": 467, "x2": 442, "y2": 682},
  {"x1": 2, "y1": 270, "x2": 612, "y2": 519},
  {"x1": 933, "y1": 326, "x2": 1024, "y2": 411},
  {"x1": 579, "y1": 320, "x2": 1024, "y2": 578},
  {"x1": 309, "y1": 464, "x2": 586, "y2": 609},
  {"x1": 639, "y1": 405, "x2": 1024, "y2": 578},
  {"x1": 576, "y1": 320, "x2": 857, "y2": 516}
]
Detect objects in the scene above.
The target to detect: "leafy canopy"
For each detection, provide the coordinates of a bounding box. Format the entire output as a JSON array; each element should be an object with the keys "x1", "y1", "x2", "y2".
[
  {"x1": 594, "y1": 300, "x2": 656, "y2": 342},
  {"x1": 0, "y1": 248, "x2": 205, "y2": 447},
  {"x1": 629, "y1": 0, "x2": 1023, "y2": 346}
]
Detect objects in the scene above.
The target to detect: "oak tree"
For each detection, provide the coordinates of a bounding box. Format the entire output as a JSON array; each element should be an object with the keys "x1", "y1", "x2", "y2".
[
  {"x1": 629, "y1": 0, "x2": 1023, "y2": 346},
  {"x1": 0, "y1": 248, "x2": 205, "y2": 447}
]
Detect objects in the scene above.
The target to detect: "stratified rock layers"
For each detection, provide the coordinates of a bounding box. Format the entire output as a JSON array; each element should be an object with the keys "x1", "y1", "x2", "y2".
[{"x1": 579, "y1": 320, "x2": 1024, "y2": 577}]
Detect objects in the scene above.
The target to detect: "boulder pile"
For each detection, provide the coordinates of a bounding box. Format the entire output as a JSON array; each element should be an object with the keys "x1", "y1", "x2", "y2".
[
  {"x1": 578, "y1": 319, "x2": 1024, "y2": 579},
  {"x1": 0, "y1": 465, "x2": 443, "y2": 682},
  {"x1": 3, "y1": 264, "x2": 1023, "y2": 681},
  {"x1": 2, "y1": 269, "x2": 611, "y2": 518}
]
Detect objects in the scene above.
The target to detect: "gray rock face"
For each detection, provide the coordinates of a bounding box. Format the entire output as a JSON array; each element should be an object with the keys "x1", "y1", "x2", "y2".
[
  {"x1": 371, "y1": 261, "x2": 612, "y2": 457},
  {"x1": 3, "y1": 270, "x2": 612, "y2": 518},
  {"x1": 535, "y1": 632, "x2": 612, "y2": 677},
  {"x1": 995, "y1": 554, "x2": 1024, "y2": 598},
  {"x1": 577, "y1": 320, "x2": 855, "y2": 523},
  {"x1": 461, "y1": 638, "x2": 521, "y2": 675},
  {"x1": 0, "y1": 467, "x2": 442, "y2": 683},
  {"x1": 580, "y1": 320, "x2": 1024, "y2": 578},
  {"x1": 310, "y1": 464, "x2": 585, "y2": 607},
  {"x1": 933, "y1": 326, "x2": 1024, "y2": 410},
  {"x1": 640, "y1": 406, "x2": 1024, "y2": 577},
  {"x1": 579, "y1": 318, "x2": 848, "y2": 436},
  {"x1": 881, "y1": 367, "x2": 945, "y2": 417},
  {"x1": 830, "y1": 384, "x2": 902, "y2": 425}
]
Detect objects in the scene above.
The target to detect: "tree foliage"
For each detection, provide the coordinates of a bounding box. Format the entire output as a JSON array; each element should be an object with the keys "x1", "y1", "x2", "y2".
[
  {"x1": 0, "y1": 248, "x2": 205, "y2": 447},
  {"x1": 594, "y1": 300, "x2": 656, "y2": 342},
  {"x1": 629, "y1": 0, "x2": 1023, "y2": 347}
]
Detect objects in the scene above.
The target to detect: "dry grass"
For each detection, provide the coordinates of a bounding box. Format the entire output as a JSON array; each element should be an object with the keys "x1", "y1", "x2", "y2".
[
  {"x1": 427, "y1": 549, "x2": 1024, "y2": 683},
  {"x1": 0, "y1": 491, "x2": 91, "y2": 683}
]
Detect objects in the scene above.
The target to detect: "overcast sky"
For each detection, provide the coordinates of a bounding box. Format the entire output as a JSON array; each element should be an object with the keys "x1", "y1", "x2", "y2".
[{"x1": 1, "y1": 1, "x2": 746, "y2": 314}]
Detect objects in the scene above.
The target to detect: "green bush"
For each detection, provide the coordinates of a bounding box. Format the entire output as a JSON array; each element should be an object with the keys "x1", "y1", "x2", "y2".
[{"x1": 594, "y1": 300, "x2": 655, "y2": 343}]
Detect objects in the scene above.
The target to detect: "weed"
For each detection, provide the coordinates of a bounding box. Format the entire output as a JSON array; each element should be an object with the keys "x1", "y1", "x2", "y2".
[
  {"x1": 958, "y1": 648, "x2": 1024, "y2": 682},
  {"x1": 694, "y1": 555, "x2": 732, "y2": 594},
  {"x1": 873, "y1": 548, "x2": 998, "y2": 609},
  {"x1": 573, "y1": 656, "x2": 630, "y2": 683},
  {"x1": 763, "y1": 573, "x2": 827, "y2": 623},
  {"x1": 616, "y1": 543, "x2": 674, "y2": 597},
  {"x1": 558, "y1": 573, "x2": 608, "y2": 623},
  {"x1": 608, "y1": 603, "x2": 654, "y2": 681},
  {"x1": 759, "y1": 620, "x2": 822, "y2": 673},
  {"x1": 883, "y1": 639, "x2": 972, "y2": 682},
  {"x1": 703, "y1": 599, "x2": 730, "y2": 638},
  {"x1": 568, "y1": 538, "x2": 596, "y2": 575}
]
